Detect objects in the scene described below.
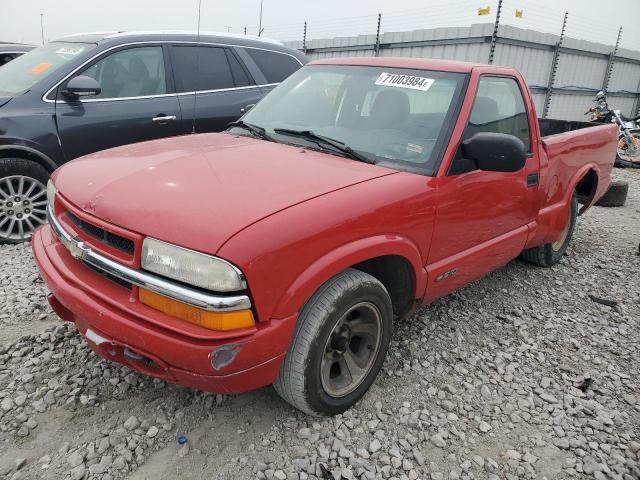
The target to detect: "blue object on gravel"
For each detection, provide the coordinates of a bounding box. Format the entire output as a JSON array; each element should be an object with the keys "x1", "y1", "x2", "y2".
[{"x1": 178, "y1": 435, "x2": 187, "y2": 445}]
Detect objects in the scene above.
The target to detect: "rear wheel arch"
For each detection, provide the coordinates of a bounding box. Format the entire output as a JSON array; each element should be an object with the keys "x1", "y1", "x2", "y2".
[{"x1": 573, "y1": 168, "x2": 598, "y2": 214}]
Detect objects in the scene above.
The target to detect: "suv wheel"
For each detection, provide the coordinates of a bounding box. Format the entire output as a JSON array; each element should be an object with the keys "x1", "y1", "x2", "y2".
[
  {"x1": 0, "y1": 158, "x2": 50, "y2": 244},
  {"x1": 274, "y1": 268, "x2": 393, "y2": 416}
]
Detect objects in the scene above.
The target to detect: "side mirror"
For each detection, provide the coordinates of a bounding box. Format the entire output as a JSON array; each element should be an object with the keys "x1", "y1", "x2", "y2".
[
  {"x1": 62, "y1": 75, "x2": 101, "y2": 99},
  {"x1": 461, "y1": 132, "x2": 527, "y2": 173}
]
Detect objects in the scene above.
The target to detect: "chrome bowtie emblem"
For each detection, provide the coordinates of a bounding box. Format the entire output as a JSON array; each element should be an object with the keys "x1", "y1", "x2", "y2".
[{"x1": 68, "y1": 240, "x2": 88, "y2": 260}]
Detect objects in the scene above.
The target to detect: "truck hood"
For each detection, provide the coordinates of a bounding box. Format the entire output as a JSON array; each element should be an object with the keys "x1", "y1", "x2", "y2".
[{"x1": 53, "y1": 133, "x2": 395, "y2": 254}]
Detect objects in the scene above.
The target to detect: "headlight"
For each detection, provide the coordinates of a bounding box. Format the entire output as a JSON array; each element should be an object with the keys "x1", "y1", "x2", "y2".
[
  {"x1": 141, "y1": 237, "x2": 246, "y2": 292},
  {"x1": 46, "y1": 180, "x2": 57, "y2": 214}
]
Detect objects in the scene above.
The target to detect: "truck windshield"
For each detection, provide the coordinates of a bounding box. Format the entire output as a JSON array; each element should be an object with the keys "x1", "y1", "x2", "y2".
[
  {"x1": 0, "y1": 42, "x2": 94, "y2": 96},
  {"x1": 239, "y1": 64, "x2": 466, "y2": 175}
]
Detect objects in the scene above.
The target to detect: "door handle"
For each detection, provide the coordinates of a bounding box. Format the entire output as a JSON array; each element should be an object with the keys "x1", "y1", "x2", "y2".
[
  {"x1": 152, "y1": 115, "x2": 177, "y2": 123},
  {"x1": 240, "y1": 104, "x2": 255, "y2": 114}
]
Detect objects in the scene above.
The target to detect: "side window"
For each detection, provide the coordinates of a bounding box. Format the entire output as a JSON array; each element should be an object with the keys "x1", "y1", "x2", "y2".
[
  {"x1": 464, "y1": 76, "x2": 531, "y2": 151},
  {"x1": 227, "y1": 51, "x2": 252, "y2": 87},
  {"x1": 0, "y1": 52, "x2": 25, "y2": 66},
  {"x1": 243, "y1": 48, "x2": 301, "y2": 84},
  {"x1": 77, "y1": 46, "x2": 166, "y2": 99},
  {"x1": 172, "y1": 46, "x2": 241, "y2": 92}
]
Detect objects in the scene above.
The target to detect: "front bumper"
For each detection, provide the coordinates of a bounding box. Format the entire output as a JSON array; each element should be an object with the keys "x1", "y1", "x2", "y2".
[{"x1": 32, "y1": 225, "x2": 297, "y2": 394}]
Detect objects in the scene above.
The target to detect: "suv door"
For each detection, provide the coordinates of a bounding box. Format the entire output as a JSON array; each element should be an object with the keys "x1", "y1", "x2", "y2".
[
  {"x1": 170, "y1": 45, "x2": 264, "y2": 133},
  {"x1": 425, "y1": 74, "x2": 539, "y2": 301},
  {"x1": 54, "y1": 45, "x2": 181, "y2": 160}
]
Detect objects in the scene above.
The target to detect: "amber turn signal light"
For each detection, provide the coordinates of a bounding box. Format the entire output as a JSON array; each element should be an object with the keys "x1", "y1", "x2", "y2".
[{"x1": 139, "y1": 288, "x2": 255, "y2": 331}]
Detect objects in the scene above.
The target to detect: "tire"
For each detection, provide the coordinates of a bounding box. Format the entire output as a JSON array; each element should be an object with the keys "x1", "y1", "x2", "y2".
[
  {"x1": 0, "y1": 158, "x2": 50, "y2": 244},
  {"x1": 595, "y1": 181, "x2": 629, "y2": 207},
  {"x1": 520, "y1": 194, "x2": 577, "y2": 267},
  {"x1": 274, "y1": 268, "x2": 393, "y2": 416},
  {"x1": 615, "y1": 157, "x2": 640, "y2": 169}
]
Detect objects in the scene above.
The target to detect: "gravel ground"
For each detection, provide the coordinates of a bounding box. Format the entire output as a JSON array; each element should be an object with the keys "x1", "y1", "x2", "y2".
[{"x1": 0, "y1": 170, "x2": 639, "y2": 480}]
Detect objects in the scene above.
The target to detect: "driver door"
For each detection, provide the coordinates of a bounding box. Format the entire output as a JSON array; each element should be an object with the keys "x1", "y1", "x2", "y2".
[
  {"x1": 425, "y1": 74, "x2": 540, "y2": 301},
  {"x1": 55, "y1": 45, "x2": 181, "y2": 161}
]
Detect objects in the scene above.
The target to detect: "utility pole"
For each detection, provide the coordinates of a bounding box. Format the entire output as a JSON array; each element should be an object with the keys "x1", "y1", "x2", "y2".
[
  {"x1": 40, "y1": 14, "x2": 45, "y2": 45},
  {"x1": 258, "y1": 0, "x2": 264, "y2": 36}
]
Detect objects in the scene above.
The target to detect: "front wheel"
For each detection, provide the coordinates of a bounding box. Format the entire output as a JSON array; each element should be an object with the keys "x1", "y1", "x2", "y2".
[
  {"x1": 520, "y1": 194, "x2": 577, "y2": 267},
  {"x1": 274, "y1": 268, "x2": 393, "y2": 416},
  {"x1": 0, "y1": 158, "x2": 50, "y2": 244}
]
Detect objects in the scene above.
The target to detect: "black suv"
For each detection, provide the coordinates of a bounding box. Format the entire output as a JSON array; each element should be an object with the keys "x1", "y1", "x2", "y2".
[{"x1": 0, "y1": 32, "x2": 307, "y2": 243}]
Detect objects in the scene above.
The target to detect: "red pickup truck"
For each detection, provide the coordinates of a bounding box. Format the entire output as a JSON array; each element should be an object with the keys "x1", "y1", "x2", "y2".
[{"x1": 33, "y1": 57, "x2": 617, "y2": 416}]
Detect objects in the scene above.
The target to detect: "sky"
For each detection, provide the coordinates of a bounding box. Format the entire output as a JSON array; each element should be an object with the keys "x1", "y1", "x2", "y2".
[{"x1": 2, "y1": 0, "x2": 639, "y2": 50}]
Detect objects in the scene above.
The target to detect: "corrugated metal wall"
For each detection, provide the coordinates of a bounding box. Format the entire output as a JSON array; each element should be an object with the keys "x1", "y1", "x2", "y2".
[{"x1": 285, "y1": 23, "x2": 640, "y2": 121}]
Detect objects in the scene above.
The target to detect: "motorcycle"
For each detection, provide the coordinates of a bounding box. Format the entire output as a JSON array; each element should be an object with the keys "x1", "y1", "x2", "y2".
[{"x1": 586, "y1": 91, "x2": 640, "y2": 168}]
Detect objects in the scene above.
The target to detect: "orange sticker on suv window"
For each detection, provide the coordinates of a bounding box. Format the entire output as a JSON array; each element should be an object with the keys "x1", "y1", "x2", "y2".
[{"x1": 30, "y1": 63, "x2": 53, "y2": 75}]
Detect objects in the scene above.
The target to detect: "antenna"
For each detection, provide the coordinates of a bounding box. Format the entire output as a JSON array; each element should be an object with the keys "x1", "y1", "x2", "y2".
[
  {"x1": 40, "y1": 14, "x2": 45, "y2": 45},
  {"x1": 192, "y1": 0, "x2": 203, "y2": 134}
]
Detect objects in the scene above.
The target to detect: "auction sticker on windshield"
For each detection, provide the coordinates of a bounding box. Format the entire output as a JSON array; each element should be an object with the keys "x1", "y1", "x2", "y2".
[
  {"x1": 375, "y1": 72, "x2": 434, "y2": 92},
  {"x1": 56, "y1": 46, "x2": 85, "y2": 56}
]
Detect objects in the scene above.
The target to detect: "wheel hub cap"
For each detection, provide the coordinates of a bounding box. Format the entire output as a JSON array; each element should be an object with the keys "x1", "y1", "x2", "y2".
[
  {"x1": 0, "y1": 175, "x2": 48, "y2": 242},
  {"x1": 320, "y1": 301, "x2": 382, "y2": 398}
]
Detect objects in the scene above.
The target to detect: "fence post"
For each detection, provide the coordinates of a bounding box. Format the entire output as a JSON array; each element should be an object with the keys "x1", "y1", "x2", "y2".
[
  {"x1": 542, "y1": 11, "x2": 568, "y2": 119},
  {"x1": 602, "y1": 26, "x2": 623, "y2": 92},
  {"x1": 374, "y1": 13, "x2": 382, "y2": 56},
  {"x1": 487, "y1": 0, "x2": 503, "y2": 64},
  {"x1": 302, "y1": 21, "x2": 307, "y2": 54}
]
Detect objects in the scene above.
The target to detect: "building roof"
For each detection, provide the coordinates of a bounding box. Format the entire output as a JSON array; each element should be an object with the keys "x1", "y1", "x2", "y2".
[{"x1": 310, "y1": 56, "x2": 505, "y2": 73}]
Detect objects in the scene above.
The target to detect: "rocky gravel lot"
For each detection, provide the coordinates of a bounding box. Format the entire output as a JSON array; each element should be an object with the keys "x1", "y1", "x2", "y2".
[{"x1": 1, "y1": 170, "x2": 639, "y2": 480}]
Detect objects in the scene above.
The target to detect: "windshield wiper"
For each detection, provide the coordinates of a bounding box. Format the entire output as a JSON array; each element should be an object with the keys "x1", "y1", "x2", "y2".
[
  {"x1": 273, "y1": 128, "x2": 376, "y2": 164},
  {"x1": 226, "y1": 121, "x2": 275, "y2": 142}
]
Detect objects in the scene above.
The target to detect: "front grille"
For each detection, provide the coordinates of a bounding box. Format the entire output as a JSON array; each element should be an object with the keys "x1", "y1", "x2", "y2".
[
  {"x1": 86, "y1": 263, "x2": 133, "y2": 290},
  {"x1": 67, "y1": 212, "x2": 135, "y2": 256}
]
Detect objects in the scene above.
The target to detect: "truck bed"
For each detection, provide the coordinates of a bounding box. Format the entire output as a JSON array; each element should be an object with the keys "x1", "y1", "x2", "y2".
[{"x1": 538, "y1": 118, "x2": 598, "y2": 138}]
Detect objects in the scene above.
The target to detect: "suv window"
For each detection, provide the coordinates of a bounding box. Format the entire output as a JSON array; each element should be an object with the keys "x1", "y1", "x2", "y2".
[
  {"x1": 78, "y1": 46, "x2": 166, "y2": 99},
  {"x1": 0, "y1": 42, "x2": 94, "y2": 96},
  {"x1": 0, "y1": 53, "x2": 19, "y2": 67},
  {"x1": 243, "y1": 48, "x2": 301, "y2": 83},
  {"x1": 171, "y1": 46, "x2": 249, "y2": 93},
  {"x1": 464, "y1": 76, "x2": 531, "y2": 151}
]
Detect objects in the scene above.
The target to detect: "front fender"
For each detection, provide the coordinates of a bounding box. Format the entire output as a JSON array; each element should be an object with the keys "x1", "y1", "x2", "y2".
[{"x1": 271, "y1": 234, "x2": 427, "y2": 319}]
